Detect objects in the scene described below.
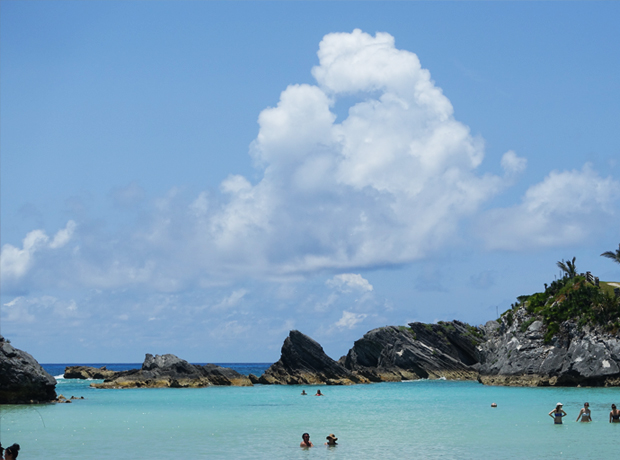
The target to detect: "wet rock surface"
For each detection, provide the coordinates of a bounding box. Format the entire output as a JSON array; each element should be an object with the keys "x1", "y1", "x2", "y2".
[
  {"x1": 90, "y1": 353, "x2": 252, "y2": 388},
  {"x1": 0, "y1": 335, "x2": 57, "y2": 404}
]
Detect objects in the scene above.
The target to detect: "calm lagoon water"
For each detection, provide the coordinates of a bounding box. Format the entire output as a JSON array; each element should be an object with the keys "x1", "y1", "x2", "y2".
[{"x1": 1, "y1": 364, "x2": 619, "y2": 459}]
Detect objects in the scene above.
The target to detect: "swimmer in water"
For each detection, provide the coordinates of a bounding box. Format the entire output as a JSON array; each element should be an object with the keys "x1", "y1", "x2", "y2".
[
  {"x1": 576, "y1": 402, "x2": 592, "y2": 422},
  {"x1": 549, "y1": 403, "x2": 567, "y2": 424},
  {"x1": 4, "y1": 444, "x2": 20, "y2": 460},
  {"x1": 300, "y1": 433, "x2": 314, "y2": 448},
  {"x1": 315, "y1": 389, "x2": 323, "y2": 396},
  {"x1": 325, "y1": 434, "x2": 338, "y2": 446},
  {"x1": 301, "y1": 390, "x2": 307, "y2": 395},
  {"x1": 610, "y1": 404, "x2": 620, "y2": 423}
]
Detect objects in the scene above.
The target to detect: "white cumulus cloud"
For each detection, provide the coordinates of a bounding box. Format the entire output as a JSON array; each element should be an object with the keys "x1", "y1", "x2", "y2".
[
  {"x1": 479, "y1": 165, "x2": 620, "y2": 250},
  {"x1": 1, "y1": 220, "x2": 75, "y2": 281},
  {"x1": 3, "y1": 30, "x2": 618, "y2": 296}
]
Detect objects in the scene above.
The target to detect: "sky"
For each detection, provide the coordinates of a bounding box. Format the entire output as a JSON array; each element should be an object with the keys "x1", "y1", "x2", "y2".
[{"x1": 1, "y1": 1, "x2": 619, "y2": 364}]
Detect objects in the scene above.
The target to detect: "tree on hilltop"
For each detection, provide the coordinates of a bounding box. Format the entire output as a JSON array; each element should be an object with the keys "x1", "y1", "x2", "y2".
[
  {"x1": 557, "y1": 257, "x2": 577, "y2": 279},
  {"x1": 601, "y1": 244, "x2": 620, "y2": 265}
]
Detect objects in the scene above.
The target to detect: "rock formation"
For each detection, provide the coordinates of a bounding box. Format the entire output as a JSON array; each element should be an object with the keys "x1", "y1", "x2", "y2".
[
  {"x1": 0, "y1": 335, "x2": 57, "y2": 404},
  {"x1": 64, "y1": 365, "x2": 120, "y2": 380},
  {"x1": 258, "y1": 330, "x2": 370, "y2": 385},
  {"x1": 342, "y1": 322, "x2": 483, "y2": 382},
  {"x1": 478, "y1": 307, "x2": 620, "y2": 386},
  {"x1": 90, "y1": 353, "x2": 252, "y2": 388}
]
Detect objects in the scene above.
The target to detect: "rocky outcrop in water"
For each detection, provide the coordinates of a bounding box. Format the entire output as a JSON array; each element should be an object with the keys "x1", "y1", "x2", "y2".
[
  {"x1": 341, "y1": 322, "x2": 483, "y2": 382},
  {"x1": 64, "y1": 365, "x2": 120, "y2": 380},
  {"x1": 0, "y1": 335, "x2": 57, "y2": 404},
  {"x1": 91, "y1": 353, "x2": 252, "y2": 388},
  {"x1": 478, "y1": 307, "x2": 620, "y2": 386},
  {"x1": 258, "y1": 330, "x2": 370, "y2": 385}
]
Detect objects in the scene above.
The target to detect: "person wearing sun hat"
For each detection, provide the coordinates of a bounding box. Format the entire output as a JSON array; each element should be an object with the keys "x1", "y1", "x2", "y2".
[
  {"x1": 549, "y1": 402, "x2": 567, "y2": 424},
  {"x1": 325, "y1": 434, "x2": 338, "y2": 446}
]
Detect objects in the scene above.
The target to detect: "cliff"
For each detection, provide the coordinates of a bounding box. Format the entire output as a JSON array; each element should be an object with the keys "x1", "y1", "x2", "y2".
[
  {"x1": 0, "y1": 335, "x2": 57, "y2": 404},
  {"x1": 90, "y1": 354, "x2": 252, "y2": 388},
  {"x1": 341, "y1": 321, "x2": 483, "y2": 382},
  {"x1": 477, "y1": 275, "x2": 620, "y2": 386},
  {"x1": 478, "y1": 308, "x2": 620, "y2": 386}
]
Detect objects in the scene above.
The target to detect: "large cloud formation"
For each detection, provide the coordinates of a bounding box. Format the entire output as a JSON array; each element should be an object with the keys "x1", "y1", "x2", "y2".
[
  {"x1": 2, "y1": 30, "x2": 618, "y2": 295},
  {"x1": 207, "y1": 30, "x2": 513, "y2": 275}
]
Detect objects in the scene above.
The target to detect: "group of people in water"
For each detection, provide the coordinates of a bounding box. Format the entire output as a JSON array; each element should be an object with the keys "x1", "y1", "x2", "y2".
[
  {"x1": 300, "y1": 433, "x2": 338, "y2": 448},
  {"x1": 0, "y1": 443, "x2": 20, "y2": 460},
  {"x1": 300, "y1": 389, "x2": 323, "y2": 396},
  {"x1": 549, "y1": 402, "x2": 620, "y2": 424}
]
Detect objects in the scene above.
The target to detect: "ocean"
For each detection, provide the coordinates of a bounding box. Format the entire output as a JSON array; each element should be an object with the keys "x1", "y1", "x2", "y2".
[{"x1": 0, "y1": 363, "x2": 619, "y2": 459}]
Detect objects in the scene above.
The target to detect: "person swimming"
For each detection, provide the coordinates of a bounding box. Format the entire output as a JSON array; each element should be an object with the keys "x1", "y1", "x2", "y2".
[
  {"x1": 549, "y1": 403, "x2": 567, "y2": 424},
  {"x1": 610, "y1": 404, "x2": 620, "y2": 423},
  {"x1": 300, "y1": 433, "x2": 314, "y2": 448},
  {"x1": 315, "y1": 389, "x2": 323, "y2": 396},
  {"x1": 301, "y1": 390, "x2": 307, "y2": 395},
  {"x1": 325, "y1": 434, "x2": 338, "y2": 446},
  {"x1": 576, "y1": 402, "x2": 592, "y2": 422}
]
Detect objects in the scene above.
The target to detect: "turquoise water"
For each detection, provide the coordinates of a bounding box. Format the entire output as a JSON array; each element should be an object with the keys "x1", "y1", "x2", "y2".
[{"x1": 1, "y1": 365, "x2": 619, "y2": 459}]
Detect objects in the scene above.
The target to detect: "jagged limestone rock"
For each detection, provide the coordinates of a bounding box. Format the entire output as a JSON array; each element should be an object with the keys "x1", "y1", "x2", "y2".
[
  {"x1": 478, "y1": 306, "x2": 620, "y2": 386},
  {"x1": 258, "y1": 330, "x2": 370, "y2": 385},
  {"x1": 342, "y1": 322, "x2": 482, "y2": 382},
  {"x1": 90, "y1": 353, "x2": 252, "y2": 388}
]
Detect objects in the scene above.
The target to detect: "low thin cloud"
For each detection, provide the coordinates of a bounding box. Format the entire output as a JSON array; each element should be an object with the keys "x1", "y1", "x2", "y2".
[
  {"x1": 335, "y1": 310, "x2": 368, "y2": 329},
  {"x1": 326, "y1": 273, "x2": 373, "y2": 293}
]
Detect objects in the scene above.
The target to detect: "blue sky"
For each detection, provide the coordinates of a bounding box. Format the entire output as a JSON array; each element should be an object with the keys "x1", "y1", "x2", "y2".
[{"x1": 2, "y1": 1, "x2": 619, "y2": 363}]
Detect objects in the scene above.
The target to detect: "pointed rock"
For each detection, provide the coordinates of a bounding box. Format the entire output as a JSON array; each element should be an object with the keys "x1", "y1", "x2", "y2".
[{"x1": 259, "y1": 330, "x2": 369, "y2": 385}]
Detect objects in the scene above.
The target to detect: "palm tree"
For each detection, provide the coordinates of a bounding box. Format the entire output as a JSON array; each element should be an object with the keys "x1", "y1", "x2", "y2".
[
  {"x1": 601, "y1": 244, "x2": 620, "y2": 265},
  {"x1": 557, "y1": 257, "x2": 577, "y2": 278}
]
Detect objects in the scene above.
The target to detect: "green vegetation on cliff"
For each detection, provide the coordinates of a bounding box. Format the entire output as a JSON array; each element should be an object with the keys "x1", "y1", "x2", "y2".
[{"x1": 501, "y1": 274, "x2": 620, "y2": 343}]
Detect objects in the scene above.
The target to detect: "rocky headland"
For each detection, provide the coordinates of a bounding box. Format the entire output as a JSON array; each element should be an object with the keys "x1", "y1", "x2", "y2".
[
  {"x1": 258, "y1": 275, "x2": 620, "y2": 387},
  {"x1": 89, "y1": 353, "x2": 252, "y2": 388},
  {"x1": 478, "y1": 309, "x2": 620, "y2": 387},
  {"x1": 477, "y1": 274, "x2": 620, "y2": 386},
  {"x1": 8, "y1": 271, "x2": 619, "y2": 393},
  {"x1": 0, "y1": 335, "x2": 57, "y2": 404}
]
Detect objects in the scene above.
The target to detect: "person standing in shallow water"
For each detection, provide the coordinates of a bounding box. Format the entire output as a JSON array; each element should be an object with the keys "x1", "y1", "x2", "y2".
[
  {"x1": 610, "y1": 404, "x2": 620, "y2": 423},
  {"x1": 300, "y1": 433, "x2": 314, "y2": 448},
  {"x1": 549, "y1": 403, "x2": 567, "y2": 424},
  {"x1": 576, "y1": 402, "x2": 592, "y2": 422},
  {"x1": 325, "y1": 434, "x2": 338, "y2": 446}
]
